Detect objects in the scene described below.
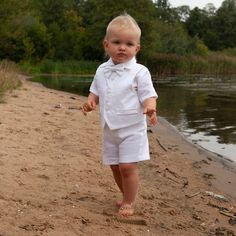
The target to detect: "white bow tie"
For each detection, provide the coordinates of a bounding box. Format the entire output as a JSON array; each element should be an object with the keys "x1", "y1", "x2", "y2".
[{"x1": 103, "y1": 65, "x2": 125, "y2": 78}]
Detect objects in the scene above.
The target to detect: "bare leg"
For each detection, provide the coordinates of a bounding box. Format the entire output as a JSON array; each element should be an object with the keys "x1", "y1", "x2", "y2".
[
  {"x1": 110, "y1": 165, "x2": 123, "y2": 193},
  {"x1": 118, "y1": 163, "x2": 139, "y2": 216},
  {"x1": 110, "y1": 165, "x2": 124, "y2": 207}
]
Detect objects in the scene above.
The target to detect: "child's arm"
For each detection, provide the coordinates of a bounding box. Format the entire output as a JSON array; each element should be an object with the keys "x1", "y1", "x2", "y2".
[
  {"x1": 143, "y1": 97, "x2": 157, "y2": 125},
  {"x1": 82, "y1": 92, "x2": 99, "y2": 115}
]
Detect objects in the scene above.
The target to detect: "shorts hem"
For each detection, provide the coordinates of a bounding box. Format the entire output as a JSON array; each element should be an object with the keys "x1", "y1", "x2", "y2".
[{"x1": 103, "y1": 157, "x2": 150, "y2": 166}]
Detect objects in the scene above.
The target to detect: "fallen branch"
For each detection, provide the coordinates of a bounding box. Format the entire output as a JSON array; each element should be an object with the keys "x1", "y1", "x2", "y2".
[
  {"x1": 155, "y1": 137, "x2": 168, "y2": 152},
  {"x1": 219, "y1": 210, "x2": 236, "y2": 219},
  {"x1": 186, "y1": 192, "x2": 201, "y2": 198}
]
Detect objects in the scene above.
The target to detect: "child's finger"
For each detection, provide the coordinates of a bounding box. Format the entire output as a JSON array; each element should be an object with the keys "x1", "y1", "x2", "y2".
[
  {"x1": 91, "y1": 102, "x2": 96, "y2": 110},
  {"x1": 144, "y1": 108, "x2": 156, "y2": 116},
  {"x1": 82, "y1": 109, "x2": 87, "y2": 116},
  {"x1": 143, "y1": 107, "x2": 147, "y2": 114},
  {"x1": 82, "y1": 103, "x2": 90, "y2": 115},
  {"x1": 149, "y1": 113, "x2": 158, "y2": 125}
]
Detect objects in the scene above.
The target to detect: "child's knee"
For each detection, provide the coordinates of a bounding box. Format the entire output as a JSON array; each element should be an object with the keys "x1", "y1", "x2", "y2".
[
  {"x1": 119, "y1": 163, "x2": 138, "y2": 176},
  {"x1": 110, "y1": 164, "x2": 119, "y2": 172}
]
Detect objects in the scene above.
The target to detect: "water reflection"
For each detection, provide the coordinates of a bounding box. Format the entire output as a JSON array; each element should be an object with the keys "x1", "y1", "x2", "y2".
[
  {"x1": 155, "y1": 76, "x2": 236, "y2": 146},
  {"x1": 32, "y1": 75, "x2": 92, "y2": 96},
  {"x1": 31, "y1": 75, "x2": 236, "y2": 161}
]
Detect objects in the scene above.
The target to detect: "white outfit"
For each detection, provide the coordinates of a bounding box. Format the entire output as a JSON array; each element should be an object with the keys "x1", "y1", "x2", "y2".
[
  {"x1": 90, "y1": 57, "x2": 157, "y2": 165},
  {"x1": 103, "y1": 122, "x2": 149, "y2": 165}
]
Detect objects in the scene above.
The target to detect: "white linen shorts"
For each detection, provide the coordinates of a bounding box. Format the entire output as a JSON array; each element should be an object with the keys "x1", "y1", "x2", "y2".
[{"x1": 102, "y1": 121, "x2": 150, "y2": 165}]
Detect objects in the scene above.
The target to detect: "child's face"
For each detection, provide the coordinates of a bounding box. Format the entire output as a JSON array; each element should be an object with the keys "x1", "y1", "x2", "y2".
[{"x1": 104, "y1": 27, "x2": 140, "y2": 64}]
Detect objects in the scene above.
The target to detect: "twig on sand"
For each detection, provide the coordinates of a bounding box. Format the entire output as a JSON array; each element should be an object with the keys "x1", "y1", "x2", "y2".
[
  {"x1": 185, "y1": 191, "x2": 201, "y2": 198},
  {"x1": 219, "y1": 210, "x2": 236, "y2": 219},
  {"x1": 155, "y1": 137, "x2": 168, "y2": 152}
]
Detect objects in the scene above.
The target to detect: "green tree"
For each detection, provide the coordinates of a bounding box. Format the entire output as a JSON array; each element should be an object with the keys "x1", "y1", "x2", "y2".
[
  {"x1": 30, "y1": 0, "x2": 85, "y2": 60},
  {"x1": 0, "y1": 0, "x2": 28, "y2": 60},
  {"x1": 203, "y1": 3, "x2": 217, "y2": 17},
  {"x1": 22, "y1": 16, "x2": 51, "y2": 61},
  {"x1": 157, "y1": 22, "x2": 193, "y2": 55},
  {"x1": 213, "y1": 0, "x2": 236, "y2": 50},
  {"x1": 174, "y1": 5, "x2": 191, "y2": 22},
  {"x1": 154, "y1": 0, "x2": 180, "y2": 23},
  {"x1": 185, "y1": 0, "x2": 236, "y2": 51},
  {"x1": 30, "y1": 0, "x2": 74, "y2": 26},
  {"x1": 78, "y1": 0, "x2": 157, "y2": 61},
  {"x1": 185, "y1": 8, "x2": 210, "y2": 39}
]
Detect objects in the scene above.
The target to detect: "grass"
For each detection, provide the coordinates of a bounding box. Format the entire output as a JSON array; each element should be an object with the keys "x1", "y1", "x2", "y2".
[
  {"x1": 18, "y1": 51, "x2": 236, "y2": 78},
  {"x1": 0, "y1": 60, "x2": 22, "y2": 102},
  {"x1": 19, "y1": 59, "x2": 100, "y2": 75},
  {"x1": 146, "y1": 52, "x2": 236, "y2": 77}
]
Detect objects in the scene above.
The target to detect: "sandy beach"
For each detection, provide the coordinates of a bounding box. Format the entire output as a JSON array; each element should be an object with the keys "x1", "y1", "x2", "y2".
[{"x1": 0, "y1": 78, "x2": 236, "y2": 236}]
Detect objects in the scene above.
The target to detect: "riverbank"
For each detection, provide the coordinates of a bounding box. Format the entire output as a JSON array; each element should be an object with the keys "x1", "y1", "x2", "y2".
[{"x1": 0, "y1": 78, "x2": 236, "y2": 235}]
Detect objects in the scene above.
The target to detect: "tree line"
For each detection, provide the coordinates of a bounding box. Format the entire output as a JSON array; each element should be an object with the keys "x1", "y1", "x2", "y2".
[{"x1": 1, "y1": 0, "x2": 236, "y2": 74}]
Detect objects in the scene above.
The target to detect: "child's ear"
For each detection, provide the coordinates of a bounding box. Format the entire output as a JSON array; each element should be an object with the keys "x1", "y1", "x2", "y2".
[
  {"x1": 136, "y1": 44, "x2": 141, "y2": 54},
  {"x1": 103, "y1": 40, "x2": 108, "y2": 50}
]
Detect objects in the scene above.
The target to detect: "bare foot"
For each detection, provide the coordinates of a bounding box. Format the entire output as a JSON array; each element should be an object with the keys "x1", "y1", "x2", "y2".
[
  {"x1": 118, "y1": 204, "x2": 134, "y2": 216},
  {"x1": 116, "y1": 200, "x2": 123, "y2": 208}
]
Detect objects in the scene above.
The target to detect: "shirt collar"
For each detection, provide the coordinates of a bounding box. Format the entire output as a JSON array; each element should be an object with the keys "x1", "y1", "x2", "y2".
[{"x1": 103, "y1": 57, "x2": 136, "y2": 69}]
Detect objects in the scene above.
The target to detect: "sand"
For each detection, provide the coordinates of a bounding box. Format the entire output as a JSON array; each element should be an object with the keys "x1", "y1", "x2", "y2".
[{"x1": 0, "y1": 77, "x2": 236, "y2": 236}]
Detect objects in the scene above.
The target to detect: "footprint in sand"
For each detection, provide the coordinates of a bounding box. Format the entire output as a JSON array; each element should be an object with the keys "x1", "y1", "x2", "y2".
[{"x1": 37, "y1": 174, "x2": 50, "y2": 180}]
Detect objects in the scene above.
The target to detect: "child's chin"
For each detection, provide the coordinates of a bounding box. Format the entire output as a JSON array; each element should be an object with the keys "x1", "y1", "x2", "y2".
[{"x1": 114, "y1": 58, "x2": 129, "y2": 64}]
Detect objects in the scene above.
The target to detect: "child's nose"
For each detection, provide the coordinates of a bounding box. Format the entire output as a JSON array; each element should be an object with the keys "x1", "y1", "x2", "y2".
[{"x1": 119, "y1": 44, "x2": 126, "y2": 50}]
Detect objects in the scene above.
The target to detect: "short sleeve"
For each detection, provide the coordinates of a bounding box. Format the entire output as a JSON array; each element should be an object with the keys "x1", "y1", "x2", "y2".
[
  {"x1": 136, "y1": 67, "x2": 158, "y2": 103},
  {"x1": 89, "y1": 74, "x2": 99, "y2": 96}
]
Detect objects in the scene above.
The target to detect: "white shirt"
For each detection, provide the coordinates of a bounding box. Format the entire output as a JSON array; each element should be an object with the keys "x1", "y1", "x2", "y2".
[{"x1": 90, "y1": 57, "x2": 157, "y2": 130}]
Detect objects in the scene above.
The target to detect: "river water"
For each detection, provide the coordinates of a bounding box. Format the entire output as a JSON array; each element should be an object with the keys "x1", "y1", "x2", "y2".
[{"x1": 31, "y1": 75, "x2": 236, "y2": 162}]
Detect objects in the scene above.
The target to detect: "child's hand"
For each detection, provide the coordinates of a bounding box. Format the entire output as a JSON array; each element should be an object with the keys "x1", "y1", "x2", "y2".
[
  {"x1": 82, "y1": 93, "x2": 98, "y2": 116},
  {"x1": 143, "y1": 107, "x2": 157, "y2": 125},
  {"x1": 82, "y1": 101, "x2": 96, "y2": 116}
]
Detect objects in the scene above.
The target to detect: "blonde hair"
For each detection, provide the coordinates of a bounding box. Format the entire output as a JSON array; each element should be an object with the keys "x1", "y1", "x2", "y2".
[{"x1": 105, "y1": 14, "x2": 141, "y2": 40}]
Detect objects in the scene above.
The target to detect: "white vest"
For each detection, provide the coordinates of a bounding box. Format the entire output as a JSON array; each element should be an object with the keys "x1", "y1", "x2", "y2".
[{"x1": 90, "y1": 58, "x2": 157, "y2": 130}]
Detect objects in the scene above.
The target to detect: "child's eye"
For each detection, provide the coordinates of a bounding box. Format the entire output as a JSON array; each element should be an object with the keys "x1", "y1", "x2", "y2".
[
  {"x1": 112, "y1": 40, "x2": 120, "y2": 45},
  {"x1": 127, "y1": 42, "x2": 134, "y2": 47}
]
